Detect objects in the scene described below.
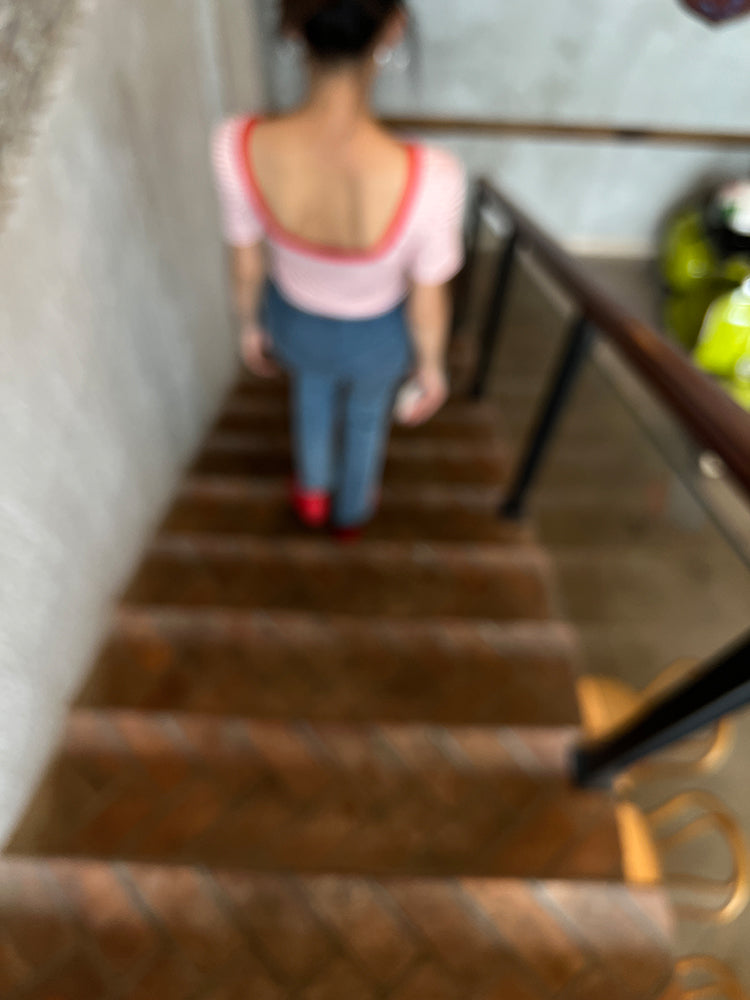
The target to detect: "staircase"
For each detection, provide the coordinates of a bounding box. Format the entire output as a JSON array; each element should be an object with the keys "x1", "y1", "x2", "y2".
[{"x1": 1, "y1": 368, "x2": 676, "y2": 999}]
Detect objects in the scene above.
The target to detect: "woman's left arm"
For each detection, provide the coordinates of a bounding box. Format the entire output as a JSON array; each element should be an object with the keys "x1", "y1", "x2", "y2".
[
  {"x1": 405, "y1": 151, "x2": 467, "y2": 422},
  {"x1": 404, "y1": 280, "x2": 451, "y2": 425}
]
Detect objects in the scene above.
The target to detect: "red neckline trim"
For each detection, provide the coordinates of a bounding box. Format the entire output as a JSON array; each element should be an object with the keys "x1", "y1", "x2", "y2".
[{"x1": 237, "y1": 116, "x2": 422, "y2": 262}]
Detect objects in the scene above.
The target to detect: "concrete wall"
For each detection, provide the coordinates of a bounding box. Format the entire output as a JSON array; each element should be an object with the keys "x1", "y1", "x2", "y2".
[
  {"x1": 0, "y1": 0, "x2": 264, "y2": 847},
  {"x1": 263, "y1": 0, "x2": 750, "y2": 251}
]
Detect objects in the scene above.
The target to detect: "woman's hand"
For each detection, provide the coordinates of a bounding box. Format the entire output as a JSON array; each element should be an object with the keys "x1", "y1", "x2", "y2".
[
  {"x1": 402, "y1": 365, "x2": 449, "y2": 426},
  {"x1": 240, "y1": 322, "x2": 280, "y2": 379},
  {"x1": 405, "y1": 283, "x2": 451, "y2": 425}
]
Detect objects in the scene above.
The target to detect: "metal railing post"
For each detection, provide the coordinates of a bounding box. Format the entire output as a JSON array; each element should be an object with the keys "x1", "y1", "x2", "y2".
[
  {"x1": 501, "y1": 315, "x2": 594, "y2": 519},
  {"x1": 451, "y1": 181, "x2": 485, "y2": 340},
  {"x1": 574, "y1": 630, "x2": 750, "y2": 788},
  {"x1": 469, "y1": 228, "x2": 519, "y2": 400}
]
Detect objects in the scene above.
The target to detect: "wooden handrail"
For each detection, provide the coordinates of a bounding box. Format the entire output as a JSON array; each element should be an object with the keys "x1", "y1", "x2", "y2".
[
  {"x1": 383, "y1": 115, "x2": 750, "y2": 149},
  {"x1": 478, "y1": 178, "x2": 750, "y2": 497}
]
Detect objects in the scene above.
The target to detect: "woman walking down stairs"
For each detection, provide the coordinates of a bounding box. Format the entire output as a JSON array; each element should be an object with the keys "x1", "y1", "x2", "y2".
[{"x1": 1, "y1": 366, "x2": 675, "y2": 999}]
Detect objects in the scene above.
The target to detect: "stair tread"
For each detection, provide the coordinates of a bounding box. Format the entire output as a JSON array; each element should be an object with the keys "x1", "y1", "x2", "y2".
[
  {"x1": 124, "y1": 535, "x2": 555, "y2": 621},
  {"x1": 205, "y1": 431, "x2": 506, "y2": 457},
  {"x1": 178, "y1": 477, "x2": 506, "y2": 508},
  {"x1": 10, "y1": 710, "x2": 620, "y2": 881},
  {"x1": 217, "y1": 394, "x2": 502, "y2": 442},
  {"x1": 0, "y1": 855, "x2": 675, "y2": 1000},
  {"x1": 191, "y1": 431, "x2": 507, "y2": 484},
  {"x1": 79, "y1": 608, "x2": 580, "y2": 725},
  {"x1": 166, "y1": 478, "x2": 529, "y2": 544},
  {"x1": 195, "y1": 429, "x2": 661, "y2": 491}
]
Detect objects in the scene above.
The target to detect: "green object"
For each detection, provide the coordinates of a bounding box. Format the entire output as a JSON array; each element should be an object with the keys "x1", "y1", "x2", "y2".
[
  {"x1": 662, "y1": 283, "x2": 727, "y2": 351},
  {"x1": 660, "y1": 210, "x2": 716, "y2": 292},
  {"x1": 660, "y1": 206, "x2": 750, "y2": 351},
  {"x1": 721, "y1": 255, "x2": 750, "y2": 286},
  {"x1": 694, "y1": 279, "x2": 750, "y2": 410},
  {"x1": 729, "y1": 379, "x2": 750, "y2": 409}
]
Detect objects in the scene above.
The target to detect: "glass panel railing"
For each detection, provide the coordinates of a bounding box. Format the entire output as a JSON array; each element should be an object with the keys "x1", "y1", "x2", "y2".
[
  {"x1": 464, "y1": 226, "x2": 750, "y2": 984},
  {"x1": 475, "y1": 247, "x2": 750, "y2": 668}
]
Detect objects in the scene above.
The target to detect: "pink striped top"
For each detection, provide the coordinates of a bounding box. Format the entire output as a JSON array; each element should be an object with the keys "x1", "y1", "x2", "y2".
[{"x1": 211, "y1": 116, "x2": 467, "y2": 319}]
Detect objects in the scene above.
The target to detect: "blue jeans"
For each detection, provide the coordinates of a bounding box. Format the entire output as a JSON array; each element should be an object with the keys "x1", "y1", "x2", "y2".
[{"x1": 264, "y1": 284, "x2": 412, "y2": 527}]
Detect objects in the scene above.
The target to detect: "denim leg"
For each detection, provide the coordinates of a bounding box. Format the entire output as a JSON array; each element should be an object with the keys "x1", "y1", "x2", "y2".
[
  {"x1": 334, "y1": 377, "x2": 398, "y2": 528},
  {"x1": 292, "y1": 372, "x2": 338, "y2": 493}
]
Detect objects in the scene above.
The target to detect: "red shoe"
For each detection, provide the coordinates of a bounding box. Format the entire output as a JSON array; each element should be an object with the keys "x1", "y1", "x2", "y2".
[
  {"x1": 332, "y1": 525, "x2": 365, "y2": 544},
  {"x1": 292, "y1": 486, "x2": 331, "y2": 528}
]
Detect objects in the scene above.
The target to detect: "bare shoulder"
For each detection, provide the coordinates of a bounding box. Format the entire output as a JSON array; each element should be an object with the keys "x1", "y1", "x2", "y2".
[{"x1": 253, "y1": 113, "x2": 307, "y2": 154}]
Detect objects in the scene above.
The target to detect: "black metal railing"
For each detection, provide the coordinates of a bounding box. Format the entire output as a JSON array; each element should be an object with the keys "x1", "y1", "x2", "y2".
[
  {"x1": 457, "y1": 177, "x2": 750, "y2": 788},
  {"x1": 574, "y1": 630, "x2": 750, "y2": 787}
]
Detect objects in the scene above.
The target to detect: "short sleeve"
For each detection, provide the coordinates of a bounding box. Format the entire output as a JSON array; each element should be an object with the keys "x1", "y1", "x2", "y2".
[
  {"x1": 210, "y1": 118, "x2": 265, "y2": 247},
  {"x1": 409, "y1": 150, "x2": 467, "y2": 286}
]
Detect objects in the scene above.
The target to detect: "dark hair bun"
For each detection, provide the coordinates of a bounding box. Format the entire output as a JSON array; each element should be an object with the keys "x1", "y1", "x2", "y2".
[{"x1": 281, "y1": 0, "x2": 404, "y2": 61}]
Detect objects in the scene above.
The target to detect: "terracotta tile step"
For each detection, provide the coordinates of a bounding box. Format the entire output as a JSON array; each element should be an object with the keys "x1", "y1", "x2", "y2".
[
  {"x1": 10, "y1": 712, "x2": 620, "y2": 880},
  {"x1": 123, "y1": 536, "x2": 554, "y2": 620},
  {"x1": 215, "y1": 400, "x2": 658, "y2": 492},
  {"x1": 80, "y1": 608, "x2": 580, "y2": 726},
  {"x1": 0, "y1": 856, "x2": 675, "y2": 1000},
  {"x1": 190, "y1": 433, "x2": 508, "y2": 486},
  {"x1": 165, "y1": 479, "x2": 529, "y2": 544},
  {"x1": 215, "y1": 394, "x2": 503, "y2": 443},
  {"x1": 191, "y1": 435, "x2": 664, "y2": 500}
]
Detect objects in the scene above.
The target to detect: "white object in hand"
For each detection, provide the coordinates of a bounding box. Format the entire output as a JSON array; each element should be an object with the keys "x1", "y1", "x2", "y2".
[{"x1": 394, "y1": 379, "x2": 425, "y2": 424}]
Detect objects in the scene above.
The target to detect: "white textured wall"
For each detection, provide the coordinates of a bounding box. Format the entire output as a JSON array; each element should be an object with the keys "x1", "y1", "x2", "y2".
[
  {"x1": 0, "y1": 0, "x2": 264, "y2": 846},
  {"x1": 263, "y1": 0, "x2": 750, "y2": 249}
]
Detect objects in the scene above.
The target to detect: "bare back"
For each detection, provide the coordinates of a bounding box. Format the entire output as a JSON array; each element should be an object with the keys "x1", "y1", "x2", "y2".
[{"x1": 249, "y1": 115, "x2": 412, "y2": 254}]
